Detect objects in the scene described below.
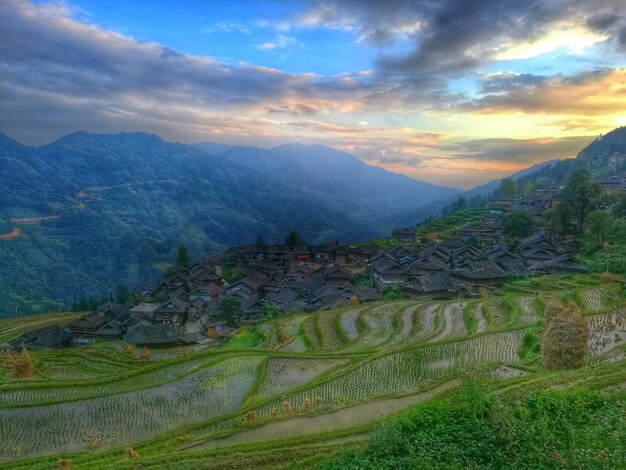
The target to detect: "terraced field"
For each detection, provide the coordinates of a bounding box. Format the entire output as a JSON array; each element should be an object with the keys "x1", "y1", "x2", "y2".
[{"x1": 1, "y1": 274, "x2": 625, "y2": 469}]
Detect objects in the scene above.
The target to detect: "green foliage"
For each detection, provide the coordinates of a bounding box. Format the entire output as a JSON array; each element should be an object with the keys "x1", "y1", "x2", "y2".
[
  {"x1": 225, "y1": 327, "x2": 262, "y2": 349},
  {"x1": 115, "y1": 284, "x2": 131, "y2": 305},
  {"x1": 518, "y1": 332, "x2": 541, "y2": 363},
  {"x1": 381, "y1": 285, "x2": 402, "y2": 300},
  {"x1": 220, "y1": 296, "x2": 242, "y2": 326},
  {"x1": 222, "y1": 262, "x2": 244, "y2": 284},
  {"x1": 352, "y1": 267, "x2": 373, "y2": 287},
  {"x1": 502, "y1": 211, "x2": 533, "y2": 239},
  {"x1": 415, "y1": 208, "x2": 488, "y2": 237},
  {"x1": 176, "y1": 244, "x2": 189, "y2": 268},
  {"x1": 261, "y1": 302, "x2": 282, "y2": 318},
  {"x1": 320, "y1": 387, "x2": 626, "y2": 469},
  {"x1": 462, "y1": 303, "x2": 477, "y2": 334},
  {"x1": 284, "y1": 231, "x2": 305, "y2": 248},
  {"x1": 498, "y1": 177, "x2": 518, "y2": 197},
  {"x1": 583, "y1": 210, "x2": 613, "y2": 249},
  {"x1": 560, "y1": 169, "x2": 602, "y2": 233}
]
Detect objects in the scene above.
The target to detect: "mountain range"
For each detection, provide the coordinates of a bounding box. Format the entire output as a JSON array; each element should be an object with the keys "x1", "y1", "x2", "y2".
[
  {"x1": 0, "y1": 131, "x2": 456, "y2": 315},
  {"x1": 2, "y1": 127, "x2": 624, "y2": 315}
]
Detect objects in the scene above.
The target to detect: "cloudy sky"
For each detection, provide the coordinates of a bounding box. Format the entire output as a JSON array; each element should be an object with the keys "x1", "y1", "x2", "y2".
[{"x1": 1, "y1": 0, "x2": 625, "y2": 187}]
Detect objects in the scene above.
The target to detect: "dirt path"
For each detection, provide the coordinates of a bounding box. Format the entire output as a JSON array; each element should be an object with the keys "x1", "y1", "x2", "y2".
[{"x1": 197, "y1": 379, "x2": 459, "y2": 450}]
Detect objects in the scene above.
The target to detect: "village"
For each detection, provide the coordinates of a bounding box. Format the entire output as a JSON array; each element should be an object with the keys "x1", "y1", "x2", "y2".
[{"x1": 7, "y1": 173, "x2": 612, "y2": 353}]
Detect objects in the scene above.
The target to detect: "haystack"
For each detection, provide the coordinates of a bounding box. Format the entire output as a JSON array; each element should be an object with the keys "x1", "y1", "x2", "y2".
[
  {"x1": 600, "y1": 270, "x2": 617, "y2": 284},
  {"x1": 542, "y1": 302, "x2": 589, "y2": 370},
  {"x1": 543, "y1": 300, "x2": 563, "y2": 325}
]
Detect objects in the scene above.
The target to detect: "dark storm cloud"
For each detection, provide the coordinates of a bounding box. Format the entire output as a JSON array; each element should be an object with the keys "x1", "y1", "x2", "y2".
[
  {"x1": 446, "y1": 136, "x2": 595, "y2": 163},
  {"x1": 295, "y1": 0, "x2": 626, "y2": 104},
  {"x1": 1, "y1": 0, "x2": 625, "y2": 145},
  {"x1": 0, "y1": 0, "x2": 382, "y2": 143}
]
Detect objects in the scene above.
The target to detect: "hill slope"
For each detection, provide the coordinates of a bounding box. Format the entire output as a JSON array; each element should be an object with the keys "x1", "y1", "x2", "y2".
[
  {"x1": 375, "y1": 159, "x2": 560, "y2": 230},
  {"x1": 212, "y1": 142, "x2": 460, "y2": 221},
  {"x1": 0, "y1": 132, "x2": 380, "y2": 314}
]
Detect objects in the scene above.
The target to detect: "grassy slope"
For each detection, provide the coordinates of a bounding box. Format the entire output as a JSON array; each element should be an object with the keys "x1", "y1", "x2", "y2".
[{"x1": 0, "y1": 274, "x2": 624, "y2": 469}]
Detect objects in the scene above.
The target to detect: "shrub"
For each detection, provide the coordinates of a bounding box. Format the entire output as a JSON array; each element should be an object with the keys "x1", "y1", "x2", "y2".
[{"x1": 542, "y1": 303, "x2": 590, "y2": 370}]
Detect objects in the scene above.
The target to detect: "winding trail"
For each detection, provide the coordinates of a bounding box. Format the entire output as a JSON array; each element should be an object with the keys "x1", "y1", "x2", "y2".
[{"x1": 196, "y1": 379, "x2": 459, "y2": 450}]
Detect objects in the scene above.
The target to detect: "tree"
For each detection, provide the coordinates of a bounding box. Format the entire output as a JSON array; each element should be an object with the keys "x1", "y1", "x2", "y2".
[
  {"x1": 115, "y1": 284, "x2": 131, "y2": 305},
  {"x1": 261, "y1": 302, "x2": 282, "y2": 318},
  {"x1": 548, "y1": 203, "x2": 573, "y2": 239},
  {"x1": 255, "y1": 237, "x2": 265, "y2": 248},
  {"x1": 284, "y1": 231, "x2": 304, "y2": 248},
  {"x1": 560, "y1": 169, "x2": 602, "y2": 233},
  {"x1": 176, "y1": 244, "x2": 189, "y2": 268},
  {"x1": 502, "y1": 211, "x2": 533, "y2": 239},
  {"x1": 220, "y1": 295, "x2": 242, "y2": 325},
  {"x1": 498, "y1": 178, "x2": 518, "y2": 197},
  {"x1": 520, "y1": 181, "x2": 536, "y2": 197},
  {"x1": 382, "y1": 285, "x2": 402, "y2": 300},
  {"x1": 612, "y1": 193, "x2": 626, "y2": 218},
  {"x1": 583, "y1": 210, "x2": 613, "y2": 249}
]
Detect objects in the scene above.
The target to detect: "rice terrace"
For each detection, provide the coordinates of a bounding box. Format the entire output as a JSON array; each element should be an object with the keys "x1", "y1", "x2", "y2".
[{"x1": 1, "y1": 273, "x2": 625, "y2": 469}]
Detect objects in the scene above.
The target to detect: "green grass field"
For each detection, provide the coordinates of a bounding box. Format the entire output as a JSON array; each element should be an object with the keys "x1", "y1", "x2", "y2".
[{"x1": 0, "y1": 273, "x2": 625, "y2": 469}]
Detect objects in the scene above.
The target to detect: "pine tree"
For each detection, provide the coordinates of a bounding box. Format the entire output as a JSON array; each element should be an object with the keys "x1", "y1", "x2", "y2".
[{"x1": 176, "y1": 244, "x2": 189, "y2": 268}]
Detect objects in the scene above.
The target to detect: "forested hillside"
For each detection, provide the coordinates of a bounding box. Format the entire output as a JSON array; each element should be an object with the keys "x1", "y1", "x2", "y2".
[{"x1": 0, "y1": 131, "x2": 456, "y2": 316}]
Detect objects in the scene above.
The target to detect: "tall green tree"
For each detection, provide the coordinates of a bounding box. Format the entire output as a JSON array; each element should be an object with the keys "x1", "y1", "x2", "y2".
[
  {"x1": 115, "y1": 284, "x2": 131, "y2": 305},
  {"x1": 502, "y1": 211, "x2": 533, "y2": 239},
  {"x1": 548, "y1": 204, "x2": 573, "y2": 239},
  {"x1": 560, "y1": 169, "x2": 602, "y2": 233},
  {"x1": 220, "y1": 296, "x2": 241, "y2": 326},
  {"x1": 284, "y1": 231, "x2": 304, "y2": 248},
  {"x1": 498, "y1": 178, "x2": 518, "y2": 197},
  {"x1": 261, "y1": 302, "x2": 282, "y2": 318},
  {"x1": 583, "y1": 210, "x2": 613, "y2": 249},
  {"x1": 176, "y1": 244, "x2": 189, "y2": 268}
]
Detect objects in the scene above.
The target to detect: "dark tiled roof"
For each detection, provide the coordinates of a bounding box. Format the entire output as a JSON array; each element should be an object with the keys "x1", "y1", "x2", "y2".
[{"x1": 124, "y1": 323, "x2": 178, "y2": 345}]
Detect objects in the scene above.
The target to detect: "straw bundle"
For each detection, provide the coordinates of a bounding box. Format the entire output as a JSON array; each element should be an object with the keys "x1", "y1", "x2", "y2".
[
  {"x1": 542, "y1": 302, "x2": 589, "y2": 370},
  {"x1": 543, "y1": 300, "x2": 563, "y2": 325}
]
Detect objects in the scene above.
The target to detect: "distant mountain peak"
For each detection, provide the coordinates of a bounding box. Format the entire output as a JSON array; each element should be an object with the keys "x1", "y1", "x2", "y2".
[
  {"x1": 0, "y1": 130, "x2": 28, "y2": 150},
  {"x1": 50, "y1": 131, "x2": 164, "y2": 147}
]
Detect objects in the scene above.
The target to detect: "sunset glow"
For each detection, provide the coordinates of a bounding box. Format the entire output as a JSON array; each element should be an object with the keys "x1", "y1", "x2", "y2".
[{"x1": 2, "y1": 0, "x2": 626, "y2": 187}]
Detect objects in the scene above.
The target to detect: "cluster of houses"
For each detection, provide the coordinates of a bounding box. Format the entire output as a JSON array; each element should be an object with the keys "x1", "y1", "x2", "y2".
[
  {"x1": 373, "y1": 234, "x2": 588, "y2": 298},
  {"x1": 8, "y1": 180, "x2": 609, "y2": 352}
]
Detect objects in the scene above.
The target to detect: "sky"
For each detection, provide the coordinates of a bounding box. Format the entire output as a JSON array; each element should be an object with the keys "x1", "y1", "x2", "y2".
[{"x1": 1, "y1": 0, "x2": 626, "y2": 188}]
